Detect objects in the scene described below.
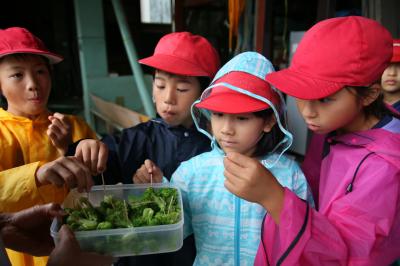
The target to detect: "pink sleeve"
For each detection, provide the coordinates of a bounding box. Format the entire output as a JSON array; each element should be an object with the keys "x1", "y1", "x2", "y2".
[
  {"x1": 257, "y1": 174, "x2": 400, "y2": 266},
  {"x1": 255, "y1": 189, "x2": 347, "y2": 266}
]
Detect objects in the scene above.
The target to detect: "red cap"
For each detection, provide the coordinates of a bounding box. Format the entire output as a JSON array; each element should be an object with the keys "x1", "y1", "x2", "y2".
[
  {"x1": 139, "y1": 32, "x2": 220, "y2": 79},
  {"x1": 0, "y1": 27, "x2": 63, "y2": 64},
  {"x1": 392, "y1": 39, "x2": 400, "y2": 63},
  {"x1": 266, "y1": 16, "x2": 393, "y2": 100},
  {"x1": 195, "y1": 71, "x2": 280, "y2": 114}
]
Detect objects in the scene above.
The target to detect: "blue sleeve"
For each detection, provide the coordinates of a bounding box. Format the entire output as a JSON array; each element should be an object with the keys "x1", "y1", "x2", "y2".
[
  {"x1": 170, "y1": 163, "x2": 194, "y2": 239},
  {"x1": 118, "y1": 127, "x2": 148, "y2": 184}
]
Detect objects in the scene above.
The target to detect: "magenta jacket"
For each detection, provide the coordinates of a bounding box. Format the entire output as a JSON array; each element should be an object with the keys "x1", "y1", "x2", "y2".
[{"x1": 255, "y1": 126, "x2": 400, "y2": 265}]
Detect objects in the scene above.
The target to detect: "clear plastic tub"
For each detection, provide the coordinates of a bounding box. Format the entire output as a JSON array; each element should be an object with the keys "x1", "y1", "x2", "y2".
[{"x1": 50, "y1": 183, "x2": 183, "y2": 257}]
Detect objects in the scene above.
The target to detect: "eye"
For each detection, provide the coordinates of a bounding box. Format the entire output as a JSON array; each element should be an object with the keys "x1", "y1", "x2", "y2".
[
  {"x1": 318, "y1": 97, "x2": 332, "y2": 103},
  {"x1": 211, "y1": 112, "x2": 223, "y2": 117},
  {"x1": 237, "y1": 116, "x2": 249, "y2": 121},
  {"x1": 177, "y1": 88, "x2": 189, "y2": 93},
  {"x1": 37, "y1": 68, "x2": 49, "y2": 75},
  {"x1": 9, "y1": 72, "x2": 23, "y2": 79},
  {"x1": 154, "y1": 82, "x2": 165, "y2": 90}
]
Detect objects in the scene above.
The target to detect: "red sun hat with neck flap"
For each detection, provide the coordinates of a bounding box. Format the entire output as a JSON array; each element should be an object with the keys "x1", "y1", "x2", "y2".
[
  {"x1": 0, "y1": 27, "x2": 63, "y2": 64},
  {"x1": 266, "y1": 16, "x2": 393, "y2": 100},
  {"x1": 139, "y1": 31, "x2": 220, "y2": 79},
  {"x1": 195, "y1": 51, "x2": 280, "y2": 114},
  {"x1": 392, "y1": 39, "x2": 400, "y2": 63}
]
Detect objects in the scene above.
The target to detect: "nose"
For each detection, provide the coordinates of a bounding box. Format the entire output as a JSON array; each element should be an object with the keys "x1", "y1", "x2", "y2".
[
  {"x1": 26, "y1": 73, "x2": 39, "y2": 91},
  {"x1": 220, "y1": 117, "x2": 234, "y2": 135},
  {"x1": 385, "y1": 65, "x2": 397, "y2": 76},
  {"x1": 163, "y1": 86, "x2": 176, "y2": 105},
  {"x1": 296, "y1": 99, "x2": 317, "y2": 119}
]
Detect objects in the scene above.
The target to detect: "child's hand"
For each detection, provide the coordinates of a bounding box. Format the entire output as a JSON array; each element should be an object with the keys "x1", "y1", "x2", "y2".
[
  {"x1": 36, "y1": 156, "x2": 94, "y2": 193},
  {"x1": 223, "y1": 152, "x2": 284, "y2": 223},
  {"x1": 133, "y1": 159, "x2": 163, "y2": 183},
  {"x1": 75, "y1": 139, "x2": 108, "y2": 176},
  {"x1": 47, "y1": 113, "x2": 72, "y2": 155}
]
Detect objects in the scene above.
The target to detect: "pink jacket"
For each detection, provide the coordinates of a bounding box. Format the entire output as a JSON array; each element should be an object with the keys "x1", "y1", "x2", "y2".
[{"x1": 255, "y1": 128, "x2": 400, "y2": 265}]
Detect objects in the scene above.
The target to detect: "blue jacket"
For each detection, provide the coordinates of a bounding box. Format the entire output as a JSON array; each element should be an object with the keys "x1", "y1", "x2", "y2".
[
  {"x1": 169, "y1": 145, "x2": 314, "y2": 266},
  {"x1": 97, "y1": 118, "x2": 211, "y2": 185}
]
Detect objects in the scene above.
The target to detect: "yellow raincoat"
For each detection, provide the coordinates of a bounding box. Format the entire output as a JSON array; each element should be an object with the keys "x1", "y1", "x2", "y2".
[{"x1": 0, "y1": 108, "x2": 97, "y2": 266}]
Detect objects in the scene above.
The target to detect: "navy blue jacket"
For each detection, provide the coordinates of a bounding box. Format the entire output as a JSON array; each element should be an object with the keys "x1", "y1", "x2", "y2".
[{"x1": 96, "y1": 118, "x2": 211, "y2": 185}]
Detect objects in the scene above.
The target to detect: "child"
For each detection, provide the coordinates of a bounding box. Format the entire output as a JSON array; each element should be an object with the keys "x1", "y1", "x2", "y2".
[
  {"x1": 0, "y1": 27, "x2": 97, "y2": 266},
  {"x1": 381, "y1": 39, "x2": 400, "y2": 112},
  {"x1": 74, "y1": 31, "x2": 220, "y2": 266},
  {"x1": 225, "y1": 17, "x2": 400, "y2": 265},
  {"x1": 137, "y1": 52, "x2": 314, "y2": 265}
]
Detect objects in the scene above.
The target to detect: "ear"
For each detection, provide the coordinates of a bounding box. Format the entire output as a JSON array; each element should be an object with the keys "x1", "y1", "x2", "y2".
[
  {"x1": 362, "y1": 83, "x2": 380, "y2": 107},
  {"x1": 263, "y1": 115, "x2": 276, "y2": 133}
]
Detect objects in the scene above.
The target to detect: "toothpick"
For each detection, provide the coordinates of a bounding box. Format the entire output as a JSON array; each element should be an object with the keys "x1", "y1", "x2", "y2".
[
  {"x1": 101, "y1": 172, "x2": 106, "y2": 195},
  {"x1": 150, "y1": 172, "x2": 153, "y2": 186}
]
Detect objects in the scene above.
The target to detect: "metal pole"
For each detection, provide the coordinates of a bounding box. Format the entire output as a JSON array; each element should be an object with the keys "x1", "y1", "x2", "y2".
[{"x1": 111, "y1": 0, "x2": 156, "y2": 118}]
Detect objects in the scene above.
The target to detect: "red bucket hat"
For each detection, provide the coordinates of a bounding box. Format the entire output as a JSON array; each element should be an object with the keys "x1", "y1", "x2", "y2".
[
  {"x1": 266, "y1": 16, "x2": 393, "y2": 100},
  {"x1": 392, "y1": 39, "x2": 400, "y2": 63},
  {"x1": 139, "y1": 32, "x2": 220, "y2": 79},
  {"x1": 195, "y1": 71, "x2": 280, "y2": 114},
  {"x1": 0, "y1": 27, "x2": 63, "y2": 64}
]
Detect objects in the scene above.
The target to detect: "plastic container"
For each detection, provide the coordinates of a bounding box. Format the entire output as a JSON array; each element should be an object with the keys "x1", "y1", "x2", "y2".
[{"x1": 50, "y1": 183, "x2": 183, "y2": 257}]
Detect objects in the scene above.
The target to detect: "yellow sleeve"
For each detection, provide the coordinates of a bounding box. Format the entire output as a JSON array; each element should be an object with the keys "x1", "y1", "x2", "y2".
[
  {"x1": 67, "y1": 115, "x2": 97, "y2": 141},
  {"x1": 0, "y1": 162, "x2": 68, "y2": 212}
]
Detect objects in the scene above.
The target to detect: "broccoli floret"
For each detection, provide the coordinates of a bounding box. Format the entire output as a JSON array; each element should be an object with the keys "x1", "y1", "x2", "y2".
[
  {"x1": 63, "y1": 187, "x2": 181, "y2": 231},
  {"x1": 96, "y1": 221, "x2": 113, "y2": 230}
]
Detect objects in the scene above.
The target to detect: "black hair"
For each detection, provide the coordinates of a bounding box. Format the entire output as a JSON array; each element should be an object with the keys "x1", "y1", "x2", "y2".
[
  {"x1": 0, "y1": 53, "x2": 51, "y2": 69},
  {"x1": 0, "y1": 54, "x2": 52, "y2": 109},
  {"x1": 252, "y1": 108, "x2": 285, "y2": 158},
  {"x1": 152, "y1": 69, "x2": 211, "y2": 94},
  {"x1": 346, "y1": 83, "x2": 395, "y2": 120},
  {"x1": 198, "y1": 76, "x2": 211, "y2": 92}
]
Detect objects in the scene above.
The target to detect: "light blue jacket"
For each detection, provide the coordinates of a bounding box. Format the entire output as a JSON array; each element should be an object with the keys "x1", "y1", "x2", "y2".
[{"x1": 169, "y1": 146, "x2": 314, "y2": 266}]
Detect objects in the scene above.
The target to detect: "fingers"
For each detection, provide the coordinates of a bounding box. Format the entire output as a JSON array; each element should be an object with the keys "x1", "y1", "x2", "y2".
[
  {"x1": 11, "y1": 203, "x2": 63, "y2": 229},
  {"x1": 144, "y1": 159, "x2": 155, "y2": 174},
  {"x1": 58, "y1": 224, "x2": 80, "y2": 247},
  {"x1": 47, "y1": 113, "x2": 71, "y2": 152},
  {"x1": 37, "y1": 157, "x2": 93, "y2": 192},
  {"x1": 223, "y1": 155, "x2": 246, "y2": 180},
  {"x1": 75, "y1": 140, "x2": 108, "y2": 175},
  {"x1": 133, "y1": 165, "x2": 150, "y2": 183},
  {"x1": 97, "y1": 143, "x2": 108, "y2": 173},
  {"x1": 225, "y1": 152, "x2": 249, "y2": 168},
  {"x1": 133, "y1": 160, "x2": 163, "y2": 184}
]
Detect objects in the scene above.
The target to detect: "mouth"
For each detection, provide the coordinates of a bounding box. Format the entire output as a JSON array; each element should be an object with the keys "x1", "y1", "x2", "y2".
[
  {"x1": 306, "y1": 122, "x2": 319, "y2": 131},
  {"x1": 28, "y1": 97, "x2": 44, "y2": 103},
  {"x1": 384, "y1": 80, "x2": 397, "y2": 86},
  {"x1": 219, "y1": 139, "x2": 237, "y2": 147},
  {"x1": 162, "y1": 110, "x2": 176, "y2": 115}
]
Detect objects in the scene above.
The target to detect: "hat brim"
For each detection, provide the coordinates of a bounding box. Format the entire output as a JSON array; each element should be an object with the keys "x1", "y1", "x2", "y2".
[
  {"x1": 265, "y1": 68, "x2": 344, "y2": 100},
  {"x1": 139, "y1": 54, "x2": 211, "y2": 77},
  {"x1": 0, "y1": 49, "x2": 63, "y2": 64},
  {"x1": 392, "y1": 54, "x2": 400, "y2": 63},
  {"x1": 195, "y1": 91, "x2": 270, "y2": 114}
]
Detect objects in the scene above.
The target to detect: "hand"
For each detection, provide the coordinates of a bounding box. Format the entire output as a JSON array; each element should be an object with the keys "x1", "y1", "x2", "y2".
[
  {"x1": 47, "y1": 225, "x2": 114, "y2": 266},
  {"x1": 36, "y1": 156, "x2": 94, "y2": 193},
  {"x1": 223, "y1": 152, "x2": 284, "y2": 223},
  {"x1": 133, "y1": 159, "x2": 163, "y2": 183},
  {"x1": 0, "y1": 203, "x2": 65, "y2": 256},
  {"x1": 75, "y1": 139, "x2": 108, "y2": 175},
  {"x1": 47, "y1": 113, "x2": 72, "y2": 155}
]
